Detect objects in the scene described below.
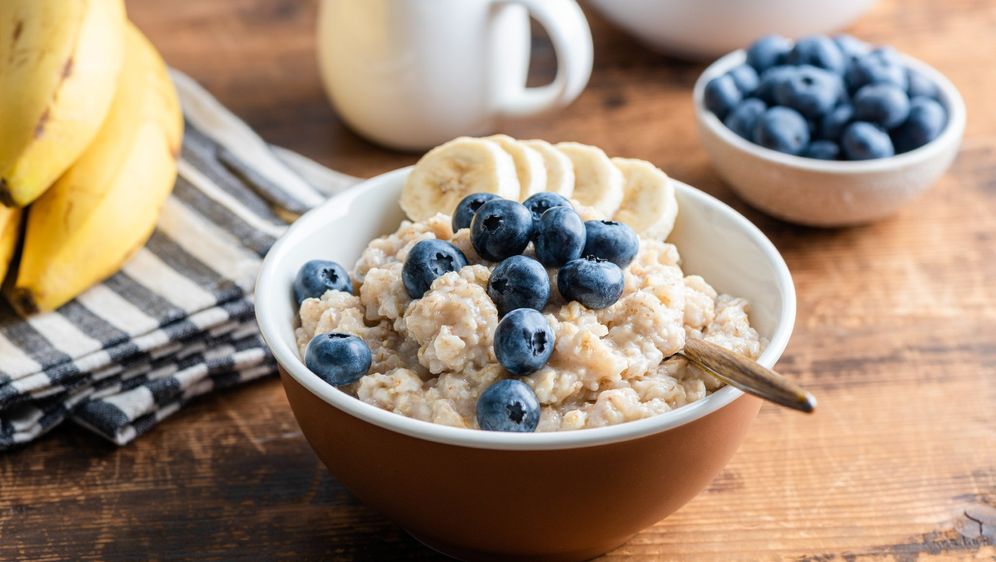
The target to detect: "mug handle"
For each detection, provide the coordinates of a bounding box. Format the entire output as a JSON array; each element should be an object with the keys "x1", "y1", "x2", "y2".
[{"x1": 495, "y1": 0, "x2": 593, "y2": 118}]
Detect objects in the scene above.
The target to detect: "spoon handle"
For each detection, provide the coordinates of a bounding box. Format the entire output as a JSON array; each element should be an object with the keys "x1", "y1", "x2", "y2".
[{"x1": 682, "y1": 337, "x2": 816, "y2": 413}]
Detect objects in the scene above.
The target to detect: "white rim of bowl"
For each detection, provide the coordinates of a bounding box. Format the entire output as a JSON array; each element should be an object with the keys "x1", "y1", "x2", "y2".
[
  {"x1": 255, "y1": 167, "x2": 797, "y2": 451},
  {"x1": 692, "y1": 50, "x2": 967, "y2": 174}
]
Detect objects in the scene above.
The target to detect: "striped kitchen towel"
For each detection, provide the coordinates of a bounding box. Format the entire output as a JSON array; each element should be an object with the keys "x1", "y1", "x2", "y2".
[{"x1": 0, "y1": 71, "x2": 360, "y2": 449}]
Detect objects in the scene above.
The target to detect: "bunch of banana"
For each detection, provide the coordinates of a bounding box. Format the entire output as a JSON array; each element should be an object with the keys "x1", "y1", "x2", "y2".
[
  {"x1": 401, "y1": 136, "x2": 678, "y2": 240},
  {"x1": 0, "y1": 0, "x2": 183, "y2": 315}
]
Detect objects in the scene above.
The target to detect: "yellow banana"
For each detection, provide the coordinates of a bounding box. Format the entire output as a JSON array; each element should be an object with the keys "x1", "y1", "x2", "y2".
[
  {"x1": 0, "y1": 207, "x2": 22, "y2": 286},
  {"x1": 0, "y1": 0, "x2": 126, "y2": 207},
  {"x1": 9, "y1": 24, "x2": 183, "y2": 314}
]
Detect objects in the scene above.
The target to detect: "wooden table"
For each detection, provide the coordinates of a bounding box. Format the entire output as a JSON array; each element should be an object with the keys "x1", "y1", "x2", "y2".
[{"x1": 2, "y1": 0, "x2": 994, "y2": 559}]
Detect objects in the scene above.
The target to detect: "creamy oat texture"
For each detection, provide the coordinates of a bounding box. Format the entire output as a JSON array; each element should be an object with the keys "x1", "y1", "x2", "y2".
[{"x1": 296, "y1": 209, "x2": 764, "y2": 431}]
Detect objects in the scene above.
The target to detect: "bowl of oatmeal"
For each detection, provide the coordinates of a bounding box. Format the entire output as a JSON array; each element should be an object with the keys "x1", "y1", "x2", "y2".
[{"x1": 255, "y1": 166, "x2": 795, "y2": 560}]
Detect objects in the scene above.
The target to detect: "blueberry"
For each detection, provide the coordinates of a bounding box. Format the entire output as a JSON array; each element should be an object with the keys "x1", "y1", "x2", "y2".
[
  {"x1": 728, "y1": 64, "x2": 760, "y2": 95},
  {"x1": 754, "y1": 107, "x2": 810, "y2": 155},
  {"x1": 873, "y1": 46, "x2": 904, "y2": 64},
  {"x1": 305, "y1": 332, "x2": 371, "y2": 386},
  {"x1": 853, "y1": 83, "x2": 911, "y2": 129},
  {"x1": 818, "y1": 103, "x2": 854, "y2": 140},
  {"x1": 841, "y1": 122, "x2": 895, "y2": 160},
  {"x1": 755, "y1": 65, "x2": 796, "y2": 104},
  {"x1": 704, "y1": 74, "x2": 742, "y2": 120},
  {"x1": 906, "y1": 69, "x2": 939, "y2": 100},
  {"x1": 488, "y1": 255, "x2": 550, "y2": 316},
  {"x1": 724, "y1": 98, "x2": 767, "y2": 140},
  {"x1": 773, "y1": 65, "x2": 843, "y2": 119},
  {"x1": 803, "y1": 140, "x2": 841, "y2": 160},
  {"x1": 470, "y1": 199, "x2": 533, "y2": 262},
  {"x1": 837, "y1": 87, "x2": 852, "y2": 106},
  {"x1": 476, "y1": 379, "x2": 541, "y2": 432},
  {"x1": 534, "y1": 206, "x2": 585, "y2": 267},
  {"x1": 452, "y1": 193, "x2": 500, "y2": 231},
  {"x1": 557, "y1": 256, "x2": 624, "y2": 310},
  {"x1": 745, "y1": 34, "x2": 792, "y2": 73},
  {"x1": 522, "y1": 192, "x2": 572, "y2": 229},
  {"x1": 493, "y1": 308, "x2": 555, "y2": 376},
  {"x1": 293, "y1": 260, "x2": 352, "y2": 304},
  {"x1": 582, "y1": 220, "x2": 639, "y2": 268},
  {"x1": 846, "y1": 48, "x2": 908, "y2": 92},
  {"x1": 786, "y1": 35, "x2": 847, "y2": 74},
  {"x1": 402, "y1": 239, "x2": 468, "y2": 299},
  {"x1": 832, "y1": 34, "x2": 871, "y2": 61},
  {"x1": 892, "y1": 97, "x2": 947, "y2": 153}
]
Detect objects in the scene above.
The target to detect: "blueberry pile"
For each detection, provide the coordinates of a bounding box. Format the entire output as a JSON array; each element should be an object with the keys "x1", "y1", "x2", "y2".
[
  {"x1": 463, "y1": 191, "x2": 637, "y2": 432},
  {"x1": 705, "y1": 34, "x2": 948, "y2": 160},
  {"x1": 293, "y1": 193, "x2": 642, "y2": 433},
  {"x1": 470, "y1": 192, "x2": 636, "y2": 315}
]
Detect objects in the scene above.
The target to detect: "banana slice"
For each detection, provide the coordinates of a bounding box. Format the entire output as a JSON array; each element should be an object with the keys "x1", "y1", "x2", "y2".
[
  {"x1": 521, "y1": 139, "x2": 574, "y2": 197},
  {"x1": 611, "y1": 158, "x2": 678, "y2": 240},
  {"x1": 486, "y1": 134, "x2": 546, "y2": 201},
  {"x1": 401, "y1": 137, "x2": 520, "y2": 221},
  {"x1": 555, "y1": 142, "x2": 624, "y2": 217}
]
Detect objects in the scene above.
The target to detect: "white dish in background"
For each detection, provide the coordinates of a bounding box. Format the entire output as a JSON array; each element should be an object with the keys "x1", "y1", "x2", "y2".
[
  {"x1": 255, "y1": 166, "x2": 796, "y2": 450},
  {"x1": 693, "y1": 50, "x2": 966, "y2": 227},
  {"x1": 586, "y1": 0, "x2": 876, "y2": 59}
]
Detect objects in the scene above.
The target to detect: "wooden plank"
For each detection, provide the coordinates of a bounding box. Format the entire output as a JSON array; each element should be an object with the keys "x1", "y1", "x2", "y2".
[{"x1": 1, "y1": 0, "x2": 994, "y2": 559}]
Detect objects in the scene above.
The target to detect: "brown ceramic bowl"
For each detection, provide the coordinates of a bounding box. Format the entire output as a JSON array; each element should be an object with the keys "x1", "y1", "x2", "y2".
[{"x1": 255, "y1": 167, "x2": 796, "y2": 560}]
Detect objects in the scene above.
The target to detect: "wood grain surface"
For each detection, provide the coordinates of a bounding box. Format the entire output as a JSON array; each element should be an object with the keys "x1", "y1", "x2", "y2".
[{"x1": 2, "y1": 0, "x2": 994, "y2": 559}]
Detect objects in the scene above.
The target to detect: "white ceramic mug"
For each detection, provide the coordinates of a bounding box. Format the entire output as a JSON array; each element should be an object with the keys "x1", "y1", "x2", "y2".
[{"x1": 317, "y1": 0, "x2": 593, "y2": 151}]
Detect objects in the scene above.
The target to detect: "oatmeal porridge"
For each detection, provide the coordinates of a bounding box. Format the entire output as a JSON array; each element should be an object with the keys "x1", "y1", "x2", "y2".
[{"x1": 295, "y1": 208, "x2": 764, "y2": 432}]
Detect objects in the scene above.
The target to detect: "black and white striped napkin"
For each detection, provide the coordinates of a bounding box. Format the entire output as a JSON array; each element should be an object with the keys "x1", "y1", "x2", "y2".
[{"x1": 0, "y1": 71, "x2": 359, "y2": 449}]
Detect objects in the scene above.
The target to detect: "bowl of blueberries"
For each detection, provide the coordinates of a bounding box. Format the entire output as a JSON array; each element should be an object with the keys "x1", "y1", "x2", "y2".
[{"x1": 694, "y1": 33, "x2": 965, "y2": 226}]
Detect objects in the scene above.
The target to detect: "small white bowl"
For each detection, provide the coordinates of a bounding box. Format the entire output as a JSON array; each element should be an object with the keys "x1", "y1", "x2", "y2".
[
  {"x1": 693, "y1": 50, "x2": 966, "y2": 227},
  {"x1": 586, "y1": 0, "x2": 876, "y2": 59}
]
